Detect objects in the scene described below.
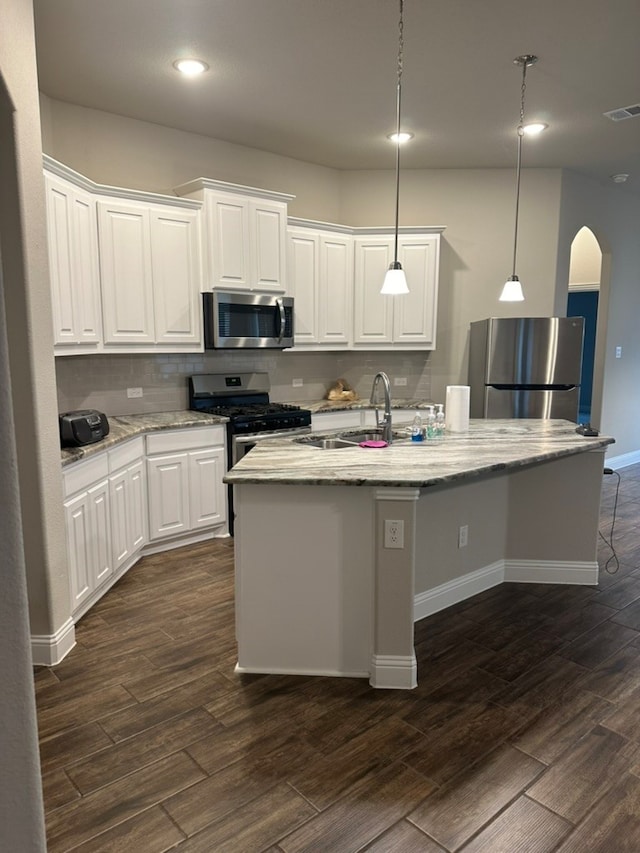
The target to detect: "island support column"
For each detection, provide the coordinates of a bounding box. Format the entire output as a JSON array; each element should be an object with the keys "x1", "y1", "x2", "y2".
[{"x1": 371, "y1": 488, "x2": 420, "y2": 689}]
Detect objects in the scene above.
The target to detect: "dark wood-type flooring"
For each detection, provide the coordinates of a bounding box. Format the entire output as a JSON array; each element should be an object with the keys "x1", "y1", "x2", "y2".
[{"x1": 36, "y1": 464, "x2": 640, "y2": 851}]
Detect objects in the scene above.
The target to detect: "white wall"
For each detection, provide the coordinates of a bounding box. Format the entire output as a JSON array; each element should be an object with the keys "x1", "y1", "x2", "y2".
[
  {"x1": 0, "y1": 0, "x2": 52, "y2": 847},
  {"x1": 569, "y1": 226, "x2": 601, "y2": 288},
  {"x1": 558, "y1": 170, "x2": 640, "y2": 457},
  {"x1": 40, "y1": 95, "x2": 343, "y2": 222}
]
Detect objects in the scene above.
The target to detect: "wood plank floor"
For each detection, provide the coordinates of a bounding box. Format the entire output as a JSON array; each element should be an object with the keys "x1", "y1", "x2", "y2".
[{"x1": 35, "y1": 464, "x2": 640, "y2": 852}]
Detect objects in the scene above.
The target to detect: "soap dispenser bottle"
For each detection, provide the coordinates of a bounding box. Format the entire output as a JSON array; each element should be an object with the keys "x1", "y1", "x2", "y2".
[
  {"x1": 425, "y1": 405, "x2": 436, "y2": 439},
  {"x1": 411, "y1": 410, "x2": 424, "y2": 442},
  {"x1": 435, "y1": 404, "x2": 445, "y2": 438}
]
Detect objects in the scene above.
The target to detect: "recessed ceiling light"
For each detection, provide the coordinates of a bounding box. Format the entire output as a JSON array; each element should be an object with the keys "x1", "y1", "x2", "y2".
[
  {"x1": 173, "y1": 58, "x2": 209, "y2": 76},
  {"x1": 387, "y1": 132, "x2": 414, "y2": 144},
  {"x1": 521, "y1": 122, "x2": 548, "y2": 136},
  {"x1": 611, "y1": 173, "x2": 629, "y2": 183}
]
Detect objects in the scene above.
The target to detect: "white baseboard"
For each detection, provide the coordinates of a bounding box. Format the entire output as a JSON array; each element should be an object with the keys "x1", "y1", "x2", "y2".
[
  {"x1": 142, "y1": 527, "x2": 227, "y2": 557},
  {"x1": 234, "y1": 663, "x2": 369, "y2": 679},
  {"x1": 414, "y1": 558, "x2": 599, "y2": 624},
  {"x1": 605, "y1": 450, "x2": 640, "y2": 470},
  {"x1": 31, "y1": 618, "x2": 76, "y2": 666},
  {"x1": 414, "y1": 561, "x2": 504, "y2": 622},
  {"x1": 504, "y1": 559, "x2": 599, "y2": 585},
  {"x1": 369, "y1": 654, "x2": 417, "y2": 690}
]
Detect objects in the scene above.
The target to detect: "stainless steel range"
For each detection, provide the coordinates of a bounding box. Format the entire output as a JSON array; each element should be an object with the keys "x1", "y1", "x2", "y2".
[{"x1": 189, "y1": 372, "x2": 312, "y2": 533}]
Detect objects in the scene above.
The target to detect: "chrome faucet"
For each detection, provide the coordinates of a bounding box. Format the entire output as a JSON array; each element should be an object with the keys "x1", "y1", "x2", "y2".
[{"x1": 370, "y1": 372, "x2": 393, "y2": 443}]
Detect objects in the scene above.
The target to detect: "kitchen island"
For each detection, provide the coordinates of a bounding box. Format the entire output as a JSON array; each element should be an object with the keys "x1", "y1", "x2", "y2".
[{"x1": 225, "y1": 419, "x2": 614, "y2": 689}]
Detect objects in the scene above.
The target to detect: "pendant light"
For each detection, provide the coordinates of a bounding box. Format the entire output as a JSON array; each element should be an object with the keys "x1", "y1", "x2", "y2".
[
  {"x1": 381, "y1": 0, "x2": 409, "y2": 295},
  {"x1": 500, "y1": 54, "x2": 538, "y2": 302}
]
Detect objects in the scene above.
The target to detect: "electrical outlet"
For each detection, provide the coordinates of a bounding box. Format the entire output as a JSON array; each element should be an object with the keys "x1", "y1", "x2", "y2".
[
  {"x1": 292, "y1": 378, "x2": 303, "y2": 387},
  {"x1": 127, "y1": 387, "x2": 143, "y2": 398},
  {"x1": 394, "y1": 377, "x2": 408, "y2": 386},
  {"x1": 384, "y1": 519, "x2": 404, "y2": 549},
  {"x1": 458, "y1": 524, "x2": 468, "y2": 548},
  {"x1": 615, "y1": 346, "x2": 622, "y2": 359}
]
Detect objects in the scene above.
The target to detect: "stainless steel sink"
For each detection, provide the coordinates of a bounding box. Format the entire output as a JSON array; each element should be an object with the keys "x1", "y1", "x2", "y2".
[
  {"x1": 294, "y1": 429, "x2": 410, "y2": 449},
  {"x1": 294, "y1": 436, "x2": 358, "y2": 449}
]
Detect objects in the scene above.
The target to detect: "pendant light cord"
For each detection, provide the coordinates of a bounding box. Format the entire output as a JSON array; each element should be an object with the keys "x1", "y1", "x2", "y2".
[
  {"x1": 392, "y1": 0, "x2": 404, "y2": 266},
  {"x1": 511, "y1": 59, "x2": 529, "y2": 278}
]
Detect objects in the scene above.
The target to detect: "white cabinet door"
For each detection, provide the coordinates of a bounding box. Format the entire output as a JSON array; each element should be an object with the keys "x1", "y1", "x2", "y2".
[
  {"x1": 150, "y1": 206, "x2": 201, "y2": 345},
  {"x1": 64, "y1": 491, "x2": 93, "y2": 611},
  {"x1": 207, "y1": 192, "x2": 251, "y2": 290},
  {"x1": 128, "y1": 459, "x2": 148, "y2": 552},
  {"x1": 109, "y1": 467, "x2": 133, "y2": 570},
  {"x1": 287, "y1": 227, "x2": 319, "y2": 344},
  {"x1": 353, "y1": 237, "x2": 394, "y2": 345},
  {"x1": 392, "y1": 236, "x2": 440, "y2": 347},
  {"x1": 90, "y1": 479, "x2": 113, "y2": 587},
  {"x1": 98, "y1": 199, "x2": 155, "y2": 344},
  {"x1": 318, "y1": 233, "x2": 352, "y2": 346},
  {"x1": 45, "y1": 172, "x2": 101, "y2": 348},
  {"x1": 189, "y1": 447, "x2": 226, "y2": 529},
  {"x1": 147, "y1": 453, "x2": 190, "y2": 540},
  {"x1": 251, "y1": 200, "x2": 287, "y2": 293}
]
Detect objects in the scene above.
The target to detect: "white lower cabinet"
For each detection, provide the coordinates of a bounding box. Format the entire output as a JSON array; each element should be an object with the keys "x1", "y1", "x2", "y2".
[
  {"x1": 311, "y1": 410, "x2": 363, "y2": 432},
  {"x1": 146, "y1": 426, "x2": 226, "y2": 542},
  {"x1": 62, "y1": 427, "x2": 226, "y2": 621},
  {"x1": 63, "y1": 453, "x2": 115, "y2": 616}
]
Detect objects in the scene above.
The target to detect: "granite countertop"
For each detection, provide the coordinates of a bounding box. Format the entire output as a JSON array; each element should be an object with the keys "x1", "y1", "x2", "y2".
[
  {"x1": 290, "y1": 398, "x2": 435, "y2": 414},
  {"x1": 224, "y1": 419, "x2": 615, "y2": 488},
  {"x1": 61, "y1": 411, "x2": 228, "y2": 466}
]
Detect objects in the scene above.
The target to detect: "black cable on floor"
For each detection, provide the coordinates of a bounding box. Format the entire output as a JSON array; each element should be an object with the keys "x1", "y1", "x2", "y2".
[{"x1": 600, "y1": 468, "x2": 621, "y2": 574}]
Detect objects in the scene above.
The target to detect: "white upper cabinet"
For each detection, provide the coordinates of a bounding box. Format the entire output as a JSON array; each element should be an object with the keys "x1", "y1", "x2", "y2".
[
  {"x1": 98, "y1": 199, "x2": 202, "y2": 349},
  {"x1": 287, "y1": 222, "x2": 353, "y2": 348},
  {"x1": 44, "y1": 156, "x2": 203, "y2": 355},
  {"x1": 288, "y1": 220, "x2": 442, "y2": 351},
  {"x1": 173, "y1": 178, "x2": 294, "y2": 294},
  {"x1": 45, "y1": 171, "x2": 102, "y2": 351},
  {"x1": 353, "y1": 229, "x2": 442, "y2": 349}
]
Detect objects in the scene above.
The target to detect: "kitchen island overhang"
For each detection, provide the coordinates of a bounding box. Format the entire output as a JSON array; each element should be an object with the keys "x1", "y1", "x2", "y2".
[{"x1": 226, "y1": 420, "x2": 614, "y2": 689}]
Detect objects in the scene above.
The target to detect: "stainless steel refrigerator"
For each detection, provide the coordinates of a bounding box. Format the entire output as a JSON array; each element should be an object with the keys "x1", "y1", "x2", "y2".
[{"x1": 468, "y1": 317, "x2": 584, "y2": 420}]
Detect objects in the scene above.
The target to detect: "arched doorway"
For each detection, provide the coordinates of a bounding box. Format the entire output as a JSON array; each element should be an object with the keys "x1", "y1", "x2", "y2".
[{"x1": 567, "y1": 226, "x2": 602, "y2": 426}]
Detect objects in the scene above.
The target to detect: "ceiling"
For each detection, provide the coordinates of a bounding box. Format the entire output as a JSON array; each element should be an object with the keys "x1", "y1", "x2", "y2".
[{"x1": 33, "y1": 0, "x2": 640, "y2": 190}]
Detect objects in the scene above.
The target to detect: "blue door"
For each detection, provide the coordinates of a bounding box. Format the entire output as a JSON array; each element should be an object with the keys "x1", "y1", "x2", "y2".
[{"x1": 567, "y1": 290, "x2": 598, "y2": 424}]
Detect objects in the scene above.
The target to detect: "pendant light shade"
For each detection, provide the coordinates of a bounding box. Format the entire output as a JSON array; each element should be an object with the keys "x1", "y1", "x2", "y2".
[
  {"x1": 381, "y1": 0, "x2": 409, "y2": 295},
  {"x1": 381, "y1": 263, "x2": 409, "y2": 294},
  {"x1": 500, "y1": 274, "x2": 525, "y2": 302},
  {"x1": 499, "y1": 54, "x2": 538, "y2": 303}
]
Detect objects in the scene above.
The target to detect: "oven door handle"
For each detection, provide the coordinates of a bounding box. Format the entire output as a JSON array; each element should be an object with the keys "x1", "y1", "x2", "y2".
[{"x1": 276, "y1": 298, "x2": 285, "y2": 344}]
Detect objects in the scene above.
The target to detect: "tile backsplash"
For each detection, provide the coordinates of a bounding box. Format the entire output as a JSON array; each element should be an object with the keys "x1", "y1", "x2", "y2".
[{"x1": 56, "y1": 350, "x2": 432, "y2": 415}]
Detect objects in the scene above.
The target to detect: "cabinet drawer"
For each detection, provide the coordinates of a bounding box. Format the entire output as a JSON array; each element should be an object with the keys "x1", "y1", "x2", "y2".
[
  {"x1": 63, "y1": 453, "x2": 109, "y2": 497},
  {"x1": 109, "y1": 436, "x2": 144, "y2": 472},
  {"x1": 146, "y1": 425, "x2": 225, "y2": 455}
]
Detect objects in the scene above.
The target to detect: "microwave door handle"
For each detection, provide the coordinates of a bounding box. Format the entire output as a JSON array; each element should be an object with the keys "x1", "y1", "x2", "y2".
[{"x1": 276, "y1": 298, "x2": 285, "y2": 343}]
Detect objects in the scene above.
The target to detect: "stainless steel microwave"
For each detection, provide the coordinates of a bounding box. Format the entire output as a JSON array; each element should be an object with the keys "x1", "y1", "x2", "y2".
[{"x1": 203, "y1": 291, "x2": 294, "y2": 349}]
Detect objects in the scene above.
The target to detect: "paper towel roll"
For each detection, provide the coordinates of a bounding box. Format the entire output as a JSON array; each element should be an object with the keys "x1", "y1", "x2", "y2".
[{"x1": 445, "y1": 385, "x2": 470, "y2": 433}]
